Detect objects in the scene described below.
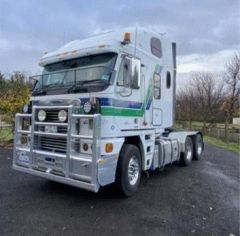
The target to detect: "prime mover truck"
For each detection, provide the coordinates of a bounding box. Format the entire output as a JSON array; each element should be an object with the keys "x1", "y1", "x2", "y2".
[{"x1": 13, "y1": 28, "x2": 204, "y2": 196}]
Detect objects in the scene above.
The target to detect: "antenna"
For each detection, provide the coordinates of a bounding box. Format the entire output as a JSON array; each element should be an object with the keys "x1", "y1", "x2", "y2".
[{"x1": 134, "y1": 27, "x2": 138, "y2": 57}]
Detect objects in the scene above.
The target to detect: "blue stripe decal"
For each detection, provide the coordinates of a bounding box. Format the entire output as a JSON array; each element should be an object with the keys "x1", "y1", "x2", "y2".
[{"x1": 99, "y1": 97, "x2": 143, "y2": 109}]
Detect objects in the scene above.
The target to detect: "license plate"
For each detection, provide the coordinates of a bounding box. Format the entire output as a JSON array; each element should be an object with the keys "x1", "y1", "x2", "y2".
[{"x1": 45, "y1": 125, "x2": 58, "y2": 133}]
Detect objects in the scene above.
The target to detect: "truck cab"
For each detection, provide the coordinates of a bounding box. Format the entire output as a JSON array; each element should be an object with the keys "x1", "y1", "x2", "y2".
[{"x1": 13, "y1": 28, "x2": 203, "y2": 196}]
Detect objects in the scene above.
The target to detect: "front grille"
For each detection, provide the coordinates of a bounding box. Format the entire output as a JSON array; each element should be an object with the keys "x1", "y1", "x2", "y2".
[
  {"x1": 34, "y1": 108, "x2": 68, "y2": 154},
  {"x1": 45, "y1": 110, "x2": 60, "y2": 122},
  {"x1": 34, "y1": 136, "x2": 67, "y2": 154}
]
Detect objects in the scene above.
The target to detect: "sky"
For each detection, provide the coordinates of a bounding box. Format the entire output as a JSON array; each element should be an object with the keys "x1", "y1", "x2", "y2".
[{"x1": 0, "y1": 0, "x2": 239, "y2": 81}]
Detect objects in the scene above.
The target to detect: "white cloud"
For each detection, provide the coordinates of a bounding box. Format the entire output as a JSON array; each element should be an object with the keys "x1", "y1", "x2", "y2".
[{"x1": 177, "y1": 48, "x2": 239, "y2": 73}]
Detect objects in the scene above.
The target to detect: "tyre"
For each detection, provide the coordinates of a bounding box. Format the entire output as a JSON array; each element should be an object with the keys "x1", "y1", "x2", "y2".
[
  {"x1": 181, "y1": 136, "x2": 193, "y2": 166},
  {"x1": 116, "y1": 144, "x2": 142, "y2": 197},
  {"x1": 193, "y1": 134, "x2": 204, "y2": 160}
]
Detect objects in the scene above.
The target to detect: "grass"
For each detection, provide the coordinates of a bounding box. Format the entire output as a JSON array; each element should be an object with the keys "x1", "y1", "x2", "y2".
[
  {"x1": 204, "y1": 135, "x2": 239, "y2": 154},
  {"x1": 0, "y1": 127, "x2": 13, "y2": 147}
]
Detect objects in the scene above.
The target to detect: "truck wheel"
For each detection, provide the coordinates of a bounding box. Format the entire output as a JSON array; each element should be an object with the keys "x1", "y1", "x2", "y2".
[
  {"x1": 116, "y1": 144, "x2": 142, "y2": 197},
  {"x1": 181, "y1": 136, "x2": 193, "y2": 166},
  {"x1": 193, "y1": 134, "x2": 203, "y2": 160}
]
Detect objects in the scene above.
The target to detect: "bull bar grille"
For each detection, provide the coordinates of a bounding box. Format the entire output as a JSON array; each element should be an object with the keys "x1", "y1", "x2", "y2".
[{"x1": 13, "y1": 104, "x2": 101, "y2": 192}]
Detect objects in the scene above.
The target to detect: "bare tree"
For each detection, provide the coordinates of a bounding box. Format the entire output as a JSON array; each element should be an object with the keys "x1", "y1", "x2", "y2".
[
  {"x1": 190, "y1": 72, "x2": 224, "y2": 131},
  {"x1": 221, "y1": 52, "x2": 240, "y2": 142},
  {"x1": 177, "y1": 87, "x2": 196, "y2": 129},
  {"x1": 177, "y1": 72, "x2": 225, "y2": 132}
]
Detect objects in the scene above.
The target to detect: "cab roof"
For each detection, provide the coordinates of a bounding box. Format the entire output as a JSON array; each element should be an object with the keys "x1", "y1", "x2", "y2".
[{"x1": 39, "y1": 27, "x2": 172, "y2": 67}]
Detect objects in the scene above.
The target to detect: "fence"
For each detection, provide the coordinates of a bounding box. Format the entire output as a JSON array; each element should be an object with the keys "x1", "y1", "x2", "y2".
[{"x1": 176, "y1": 121, "x2": 240, "y2": 143}]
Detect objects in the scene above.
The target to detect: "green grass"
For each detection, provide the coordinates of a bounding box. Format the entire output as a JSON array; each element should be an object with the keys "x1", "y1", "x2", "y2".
[
  {"x1": 204, "y1": 135, "x2": 239, "y2": 154},
  {"x1": 0, "y1": 127, "x2": 13, "y2": 142}
]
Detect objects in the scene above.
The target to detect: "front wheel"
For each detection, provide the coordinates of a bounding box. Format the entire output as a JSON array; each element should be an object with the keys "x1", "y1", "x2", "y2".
[{"x1": 116, "y1": 144, "x2": 142, "y2": 197}]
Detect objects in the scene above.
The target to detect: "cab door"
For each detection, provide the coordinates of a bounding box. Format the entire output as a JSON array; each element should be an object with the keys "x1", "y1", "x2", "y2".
[{"x1": 115, "y1": 56, "x2": 141, "y2": 130}]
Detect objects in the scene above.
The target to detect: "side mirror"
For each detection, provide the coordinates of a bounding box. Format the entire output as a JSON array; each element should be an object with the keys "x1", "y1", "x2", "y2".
[
  {"x1": 123, "y1": 57, "x2": 132, "y2": 87},
  {"x1": 29, "y1": 77, "x2": 39, "y2": 91},
  {"x1": 131, "y1": 58, "x2": 141, "y2": 89}
]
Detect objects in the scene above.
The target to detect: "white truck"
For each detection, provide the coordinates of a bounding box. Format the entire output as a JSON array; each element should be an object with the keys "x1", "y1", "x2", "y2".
[{"x1": 13, "y1": 28, "x2": 204, "y2": 196}]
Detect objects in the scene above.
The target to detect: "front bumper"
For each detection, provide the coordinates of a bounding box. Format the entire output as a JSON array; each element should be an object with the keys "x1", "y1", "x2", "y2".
[
  {"x1": 13, "y1": 105, "x2": 101, "y2": 192},
  {"x1": 13, "y1": 164, "x2": 99, "y2": 192}
]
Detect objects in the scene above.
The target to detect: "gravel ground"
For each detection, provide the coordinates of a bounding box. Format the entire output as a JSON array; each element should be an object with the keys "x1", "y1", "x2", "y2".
[{"x1": 0, "y1": 144, "x2": 239, "y2": 236}]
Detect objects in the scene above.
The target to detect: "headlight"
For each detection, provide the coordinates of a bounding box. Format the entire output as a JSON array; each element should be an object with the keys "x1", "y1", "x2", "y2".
[
  {"x1": 58, "y1": 110, "x2": 67, "y2": 122},
  {"x1": 23, "y1": 104, "x2": 29, "y2": 113},
  {"x1": 38, "y1": 110, "x2": 46, "y2": 121},
  {"x1": 83, "y1": 102, "x2": 92, "y2": 113}
]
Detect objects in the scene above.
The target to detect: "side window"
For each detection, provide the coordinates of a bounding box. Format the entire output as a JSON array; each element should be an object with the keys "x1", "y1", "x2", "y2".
[
  {"x1": 153, "y1": 73, "x2": 161, "y2": 99},
  {"x1": 151, "y1": 37, "x2": 162, "y2": 58},
  {"x1": 166, "y1": 71, "x2": 171, "y2": 89}
]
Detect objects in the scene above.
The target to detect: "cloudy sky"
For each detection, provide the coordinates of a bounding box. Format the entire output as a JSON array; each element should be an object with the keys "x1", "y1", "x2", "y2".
[{"x1": 0, "y1": 0, "x2": 239, "y2": 78}]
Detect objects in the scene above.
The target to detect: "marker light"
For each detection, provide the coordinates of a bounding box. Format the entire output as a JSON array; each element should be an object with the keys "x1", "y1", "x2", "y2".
[
  {"x1": 83, "y1": 143, "x2": 89, "y2": 151},
  {"x1": 38, "y1": 110, "x2": 46, "y2": 121},
  {"x1": 58, "y1": 110, "x2": 67, "y2": 122},
  {"x1": 105, "y1": 143, "x2": 113, "y2": 153},
  {"x1": 123, "y1": 32, "x2": 131, "y2": 43}
]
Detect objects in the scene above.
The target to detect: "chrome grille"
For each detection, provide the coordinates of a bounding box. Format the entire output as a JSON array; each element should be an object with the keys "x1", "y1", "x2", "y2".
[
  {"x1": 34, "y1": 136, "x2": 67, "y2": 154},
  {"x1": 34, "y1": 108, "x2": 68, "y2": 154},
  {"x1": 46, "y1": 110, "x2": 59, "y2": 122}
]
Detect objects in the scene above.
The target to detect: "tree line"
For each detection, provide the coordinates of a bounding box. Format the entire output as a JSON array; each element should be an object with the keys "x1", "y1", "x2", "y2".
[{"x1": 176, "y1": 53, "x2": 240, "y2": 142}]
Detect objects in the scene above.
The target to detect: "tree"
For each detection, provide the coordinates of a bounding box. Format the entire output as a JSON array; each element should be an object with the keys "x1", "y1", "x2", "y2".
[
  {"x1": 190, "y1": 72, "x2": 224, "y2": 131},
  {"x1": 176, "y1": 72, "x2": 224, "y2": 130},
  {"x1": 0, "y1": 71, "x2": 30, "y2": 126},
  {"x1": 220, "y1": 52, "x2": 240, "y2": 142}
]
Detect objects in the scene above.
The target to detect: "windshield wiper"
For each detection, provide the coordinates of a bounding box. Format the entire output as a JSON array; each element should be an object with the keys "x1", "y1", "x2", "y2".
[
  {"x1": 82, "y1": 79, "x2": 109, "y2": 85},
  {"x1": 67, "y1": 82, "x2": 88, "y2": 93},
  {"x1": 67, "y1": 79, "x2": 109, "y2": 93},
  {"x1": 32, "y1": 88, "x2": 46, "y2": 96}
]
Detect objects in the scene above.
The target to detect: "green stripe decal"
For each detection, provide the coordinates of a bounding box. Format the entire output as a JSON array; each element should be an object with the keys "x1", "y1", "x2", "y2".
[{"x1": 101, "y1": 107, "x2": 144, "y2": 117}]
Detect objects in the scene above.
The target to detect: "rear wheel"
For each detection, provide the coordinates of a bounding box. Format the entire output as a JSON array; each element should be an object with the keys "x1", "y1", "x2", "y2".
[
  {"x1": 116, "y1": 144, "x2": 142, "y2": 197},
  {"x1": 193, "y1": 134, "x2": 204, "y2": 160},
  {"x1": 181, "y1": 136, "x2": 193, "y2": 166}
]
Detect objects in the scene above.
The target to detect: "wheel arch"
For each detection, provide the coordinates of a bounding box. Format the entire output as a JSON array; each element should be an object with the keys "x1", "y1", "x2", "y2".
[{"x1": 123, "y1": 136, "x2": 144, "y2": 169}]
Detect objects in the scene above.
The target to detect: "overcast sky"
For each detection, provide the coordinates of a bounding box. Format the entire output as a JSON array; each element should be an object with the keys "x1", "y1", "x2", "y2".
[{"x1": 0, "y1": 0, "x2": 239, "y2": 77}]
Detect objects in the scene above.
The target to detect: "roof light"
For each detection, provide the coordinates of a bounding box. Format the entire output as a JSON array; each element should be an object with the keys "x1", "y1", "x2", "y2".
[{"x1": 122, "y1": 32, "x2": 131, "y2": 44}]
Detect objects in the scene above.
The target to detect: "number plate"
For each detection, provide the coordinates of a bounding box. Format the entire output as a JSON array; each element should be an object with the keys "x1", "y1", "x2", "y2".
[{"x1": 45, "y1": 125, "x2": 58, "y2": 133}]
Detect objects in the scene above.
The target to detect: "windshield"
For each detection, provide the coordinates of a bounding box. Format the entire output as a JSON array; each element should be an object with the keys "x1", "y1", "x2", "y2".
[{"x1": 32, "y1": 53, "x2": 117, "y2": 95}]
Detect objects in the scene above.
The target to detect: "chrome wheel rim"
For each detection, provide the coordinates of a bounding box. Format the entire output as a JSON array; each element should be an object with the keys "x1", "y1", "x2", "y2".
[
  {"x1": 128, "y1": 156, "x2": 140, "y2": 186},
  {"x1": 186, "y1": 141, "x2": 192, "y2": 161}
]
